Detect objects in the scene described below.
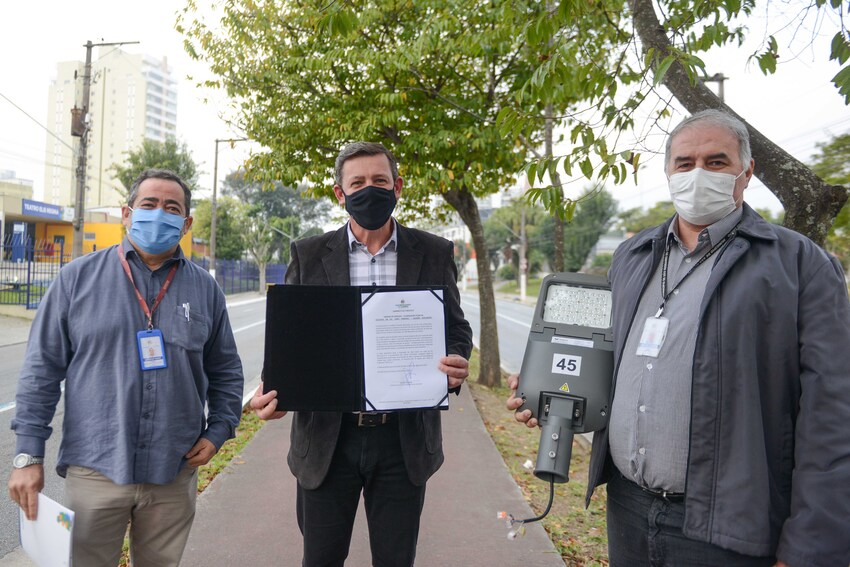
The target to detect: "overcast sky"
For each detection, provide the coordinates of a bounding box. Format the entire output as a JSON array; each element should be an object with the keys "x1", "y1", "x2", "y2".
[{"x1": 1, "y1": 1, "x2": 848, "y2": 215}]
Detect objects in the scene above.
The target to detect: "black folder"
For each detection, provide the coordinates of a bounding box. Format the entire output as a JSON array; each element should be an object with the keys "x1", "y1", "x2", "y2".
[{"x1": 262, "y1": 284, "x2": 449, "y2": 412}]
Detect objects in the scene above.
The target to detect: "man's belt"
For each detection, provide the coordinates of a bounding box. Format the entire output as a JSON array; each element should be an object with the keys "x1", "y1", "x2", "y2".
[
  {"x1": 639, "y1": 485, "x2": 685, "y2": 502},
  {"x1": 346, "y1": 412, "x2": 397, "y2": 427}
]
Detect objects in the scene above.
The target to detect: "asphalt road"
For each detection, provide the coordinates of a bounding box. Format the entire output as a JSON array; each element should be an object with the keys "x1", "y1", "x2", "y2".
[
  {"x1": 460, "y1": 291, "x2": 535, "y2": 373},
  {"x1": 0, "y1": 295, "x2": 267, "y2": 560}
]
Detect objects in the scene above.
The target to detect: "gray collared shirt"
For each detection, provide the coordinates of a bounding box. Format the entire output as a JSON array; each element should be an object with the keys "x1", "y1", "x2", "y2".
[
  {"x1": 11, "y1": 238, "x2": 244, "y2": 485},
  {"x1": 347, "y1": 220, "x2": 398, "y2": 286},
  {"x1": 609, "y1": 208, "x2": 743, "y2": 492}
]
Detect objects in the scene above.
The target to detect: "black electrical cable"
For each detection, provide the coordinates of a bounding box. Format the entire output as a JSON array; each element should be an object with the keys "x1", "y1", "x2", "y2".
[{"x1": 515, "y1": 478, "x2": 555, "y2": 525}]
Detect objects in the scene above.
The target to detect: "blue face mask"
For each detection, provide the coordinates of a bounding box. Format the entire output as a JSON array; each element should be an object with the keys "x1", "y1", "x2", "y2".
[{"x1": 128, "y1": 207, "x2": 186, "y2": 254}]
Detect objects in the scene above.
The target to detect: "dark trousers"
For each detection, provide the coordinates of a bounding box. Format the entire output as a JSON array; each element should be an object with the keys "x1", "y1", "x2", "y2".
[
  {"x1": 296, "y1": 418, "x2": 427, "y2": 567},
  {"x1": 606, "y1": 471, "x2": 775, "y2": 567}
]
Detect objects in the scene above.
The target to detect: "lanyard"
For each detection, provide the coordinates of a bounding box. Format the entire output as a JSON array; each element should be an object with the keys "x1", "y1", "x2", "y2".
[
  {"x1": 117, "y1": 244, "x2": 179, "y2": 330},
  {"x1": 656, "y1": 222, "x2": 741, "y2": 318}
]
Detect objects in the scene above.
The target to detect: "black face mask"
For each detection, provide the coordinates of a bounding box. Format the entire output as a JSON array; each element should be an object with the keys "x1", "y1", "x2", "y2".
[{"x1": 344, "y1": 185, "x2": 397, "y2": 230}]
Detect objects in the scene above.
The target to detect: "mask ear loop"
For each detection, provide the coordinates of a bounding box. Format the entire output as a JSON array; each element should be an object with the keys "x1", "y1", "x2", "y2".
[{"x1": 733, "y1": 168, "x2": 748, "y2": 208}]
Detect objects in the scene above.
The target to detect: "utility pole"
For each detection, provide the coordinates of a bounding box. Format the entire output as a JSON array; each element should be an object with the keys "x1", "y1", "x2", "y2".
[
  {"x1": 70, "y1": 40, "x2": 138, "y2": 259},
  {"x1": 209, "y1": 137, "x2": 248, "y2": 280}
]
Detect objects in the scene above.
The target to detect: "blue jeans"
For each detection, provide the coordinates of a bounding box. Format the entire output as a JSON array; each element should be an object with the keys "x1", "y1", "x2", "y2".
[{"x1": 606, "y1": 471, "x2": 775, "y2": 567}]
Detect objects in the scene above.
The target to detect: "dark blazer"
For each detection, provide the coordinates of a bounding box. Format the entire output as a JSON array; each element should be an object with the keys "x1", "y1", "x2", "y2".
[{"x1": 284, "y1": 222, "x2": 473, "y2": 489}]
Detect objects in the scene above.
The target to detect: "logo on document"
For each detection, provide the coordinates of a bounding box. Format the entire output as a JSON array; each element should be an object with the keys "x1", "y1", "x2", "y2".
[{"x1": 56, "y1": 512, "x2": 72, "y2": 531}]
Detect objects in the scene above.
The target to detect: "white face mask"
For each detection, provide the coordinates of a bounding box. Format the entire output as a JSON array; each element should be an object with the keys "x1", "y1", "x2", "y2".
[{"x1": 668, "y1": 168, "x2": 745, "y2": 226}]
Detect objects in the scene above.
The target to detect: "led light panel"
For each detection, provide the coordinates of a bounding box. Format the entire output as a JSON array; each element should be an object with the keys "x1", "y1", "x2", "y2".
[{"x1": 542, "y1": 284, "x2": 612, "y2": 329}]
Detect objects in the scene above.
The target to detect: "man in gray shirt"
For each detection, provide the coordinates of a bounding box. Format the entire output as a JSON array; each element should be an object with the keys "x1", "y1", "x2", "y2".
[
  {"x1": 8, "y1": 169, "x2": 244, "y2": 567},
  {"x1": 509, "y1": 110, "x2": 850, "y2": 566}
]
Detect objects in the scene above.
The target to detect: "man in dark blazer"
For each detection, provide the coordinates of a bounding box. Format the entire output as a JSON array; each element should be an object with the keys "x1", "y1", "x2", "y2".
[{"x1": 251, "y1": 142, "x2": 473, "y2": 567}]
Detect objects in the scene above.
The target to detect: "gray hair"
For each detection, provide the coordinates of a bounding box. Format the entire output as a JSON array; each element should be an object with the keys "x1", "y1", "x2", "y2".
[
  {"x1": 128, "y1": 169, "x2": 192, "y2": 214},
  {"x1": 334, "y1": 142, "x2": 399, "y2": 186},
  {"x1": 664, "y1": 109, "x2": 752, "y2": 169}
]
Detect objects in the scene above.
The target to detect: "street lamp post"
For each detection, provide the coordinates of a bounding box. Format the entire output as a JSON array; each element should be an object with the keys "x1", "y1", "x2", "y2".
[{"x1": 209, "y1": 137, "x2": 247, "y2": 279}]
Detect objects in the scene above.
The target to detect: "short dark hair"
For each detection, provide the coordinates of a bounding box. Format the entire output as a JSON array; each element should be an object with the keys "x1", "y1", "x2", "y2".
[
  {"x1": 127, "y1": 169, "x2": 192, "y2": 214},
  {"x1": 665, "y1": 109, "x2": 752, "y2": 170},
  {"x1": 334, "y1": 142, "x2": 399, "y2": 186}
]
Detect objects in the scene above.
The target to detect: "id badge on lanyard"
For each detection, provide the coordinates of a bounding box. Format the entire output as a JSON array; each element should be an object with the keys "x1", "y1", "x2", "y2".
[
  {"x1": 637, "y1": 225, "x2": 739, "y2": 358},
  {"x1": 117, "y1": 245, "x2": 178, "y2": 371},
  {"x1": 636, "y1": 316, "x2": 669, "y2": 358},
  {"x1": 138, "y1": 329, "x2": 168, "y2": 370}
]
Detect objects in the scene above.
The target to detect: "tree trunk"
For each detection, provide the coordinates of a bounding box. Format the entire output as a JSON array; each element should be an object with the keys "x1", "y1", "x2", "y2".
[
  {"x1": 545, "y1": 103, "x2": 565, "y2": 271},
  {"x1": 630, "y1": 0, "x2": 848, "y2": 246},
  {"x1": 443, "y1": 186, "x2": 502, "y2": 387},
  {"x1": 259, "y1": 261, "x2": 267, "y2": 294}
]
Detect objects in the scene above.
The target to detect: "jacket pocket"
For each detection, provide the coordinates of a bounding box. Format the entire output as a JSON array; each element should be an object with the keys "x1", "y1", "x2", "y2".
[
  {"x1": 422, "y1": 411, "x2": 442, "y2": 455},
  {"x1": 290, "y1": 412, "x2": 313, "y2": 457}
]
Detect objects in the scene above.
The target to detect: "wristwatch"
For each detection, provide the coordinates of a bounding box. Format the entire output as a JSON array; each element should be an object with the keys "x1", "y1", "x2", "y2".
[{"x1": 12, "y1": 453, "x2": 44, "y2": 469}]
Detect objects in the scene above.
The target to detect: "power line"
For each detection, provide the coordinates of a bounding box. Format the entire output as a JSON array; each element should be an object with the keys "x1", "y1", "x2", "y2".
[{"x1": 0, "y1": 90, "x2": 76, "y2": 154}]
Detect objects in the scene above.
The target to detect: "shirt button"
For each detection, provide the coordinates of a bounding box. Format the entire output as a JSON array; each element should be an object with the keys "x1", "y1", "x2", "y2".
[
  {"x1": 372, "y1": 282, "x2": 377, "y2": 286},
  {"x1": 646, "y1": 363, "x2": 653, "y2": 370},
  {"x1": 371, "y1": 258, "x2": 376, "y2": 263},
  {"x1": 638, "y1": 447, "x2": 646, "y2": 455},
  {"x1": 143, "y1": 413, "x2": 150, "y2": 419},
  {"x1": 673, "y1": 289, "x2": 679, "y2": 295},
  {"x1": 685, "y1": 258, "x2": 692, "y2": 264},
  {"x1": 146, "y1": 384, "x2": 153, "y2": 390},
  {"x1": 639, "y1": 405, "x2": 646, "y2": 413}
]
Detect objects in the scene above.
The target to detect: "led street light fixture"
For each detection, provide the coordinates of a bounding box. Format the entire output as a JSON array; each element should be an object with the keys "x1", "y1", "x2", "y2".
[{"x1": 517, "y1": 272, "x2": 614, "y2": 484}]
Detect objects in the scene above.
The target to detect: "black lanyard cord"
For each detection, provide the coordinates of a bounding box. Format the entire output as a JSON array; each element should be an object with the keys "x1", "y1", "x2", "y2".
[{"x1": 656, "y1": 221, "x2": 741, "y2": 318}]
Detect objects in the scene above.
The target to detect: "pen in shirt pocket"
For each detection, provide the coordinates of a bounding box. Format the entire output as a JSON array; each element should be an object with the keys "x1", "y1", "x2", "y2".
[{"x1": 182, "y1": 302, "x2": 191, "y2": 322}]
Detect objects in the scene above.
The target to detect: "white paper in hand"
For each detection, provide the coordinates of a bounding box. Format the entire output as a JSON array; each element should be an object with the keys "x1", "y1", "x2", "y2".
[{"x1": 19, "y1": 493, "x2": 74, "y2": 567}]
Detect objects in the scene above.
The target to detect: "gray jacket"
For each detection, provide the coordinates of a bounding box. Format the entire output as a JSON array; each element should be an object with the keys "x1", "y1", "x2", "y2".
[
  {"x1": 587, "y1": 205, "x2": 850, "y2": 567},
  {"x1": 284, "y1": 223, "x2": 473, "y2": 490}
]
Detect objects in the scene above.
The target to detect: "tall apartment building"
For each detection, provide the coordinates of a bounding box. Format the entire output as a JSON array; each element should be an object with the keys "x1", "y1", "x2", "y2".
[{"x1": 43, "y1": 47, "x2": 178, "y2": 209}]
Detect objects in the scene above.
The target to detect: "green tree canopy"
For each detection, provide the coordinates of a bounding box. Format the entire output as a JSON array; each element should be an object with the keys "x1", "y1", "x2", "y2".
[
  {"x1": 538, "y1": 187, "x2": 618, "y2": 271},
  {"x1": 222, "y1": 169, "x2": 331, "y2": 264},
  {"x1": 619, "y1": 201, "x2": 677, "y2": 234},
  {"x1": 192, "y1": 197, "x2": 245, "y2": 260},
  {"x1": 482, "y1": 201, "x2": 546, "y2": 278},
  {"x1": 111, "y1": 138, "x2": 200, "y2": 201},
  {"x1": 179, "y1": 0, "x2": 561, "y2": 386},
  {"x1": 495, "y1": 0, "x2": 850, "y2": 245}
]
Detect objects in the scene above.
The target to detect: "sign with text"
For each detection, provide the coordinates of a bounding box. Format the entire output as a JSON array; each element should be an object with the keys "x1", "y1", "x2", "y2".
[{"x1": 22, "y1": 199, "x2": 63, "y2": 220}]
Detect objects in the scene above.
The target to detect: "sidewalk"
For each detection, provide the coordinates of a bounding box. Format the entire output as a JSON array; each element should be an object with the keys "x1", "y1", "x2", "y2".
[
  {"x1": 181, "y1": 386, "x2": 564, "y2": 567},
  {"x1": 0, "y1": 310, "x2": 34, "y2": 347}
]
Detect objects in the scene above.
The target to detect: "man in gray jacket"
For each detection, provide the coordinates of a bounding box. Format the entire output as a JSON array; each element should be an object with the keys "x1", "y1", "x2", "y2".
[{"x1": 509, "y1": 110, "x2": 850, "y2": 566}]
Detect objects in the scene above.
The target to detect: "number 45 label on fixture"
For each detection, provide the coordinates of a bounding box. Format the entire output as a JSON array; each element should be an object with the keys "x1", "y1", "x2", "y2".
[{"x1": 552, "y1": 353, "x2": 582, "y2": 376}]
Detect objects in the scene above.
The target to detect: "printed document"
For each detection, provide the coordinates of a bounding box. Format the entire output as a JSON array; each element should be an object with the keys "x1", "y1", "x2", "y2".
[
  {"x1": 20, "y1": 493, "x2": 74, "y2": 567},
  {"x1": 361, "y1": 289, "x2": 448, "y2": 410}
]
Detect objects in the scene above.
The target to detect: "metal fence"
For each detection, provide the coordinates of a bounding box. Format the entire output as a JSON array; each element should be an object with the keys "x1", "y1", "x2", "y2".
[
  {"x1": 190, "y1": 257, "x2": 288, "y2": 294},
  {"x1": 266, "y1": 264, "x2": 287, "y2": 285},
  {"x1": 1, "y1": 237, "x2": 69, "y2": 309},
  {"x1": 0, "y1": 240, "x2": 285, "y2": 308}
]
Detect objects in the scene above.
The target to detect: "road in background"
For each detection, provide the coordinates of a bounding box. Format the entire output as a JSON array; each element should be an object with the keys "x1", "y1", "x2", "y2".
[
  {"x1": 460, "y1": 292, "x2": 535, "y2": 374},
  {"x1": 0, "y1": 295, "x2": 266, "y2": 559}
]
